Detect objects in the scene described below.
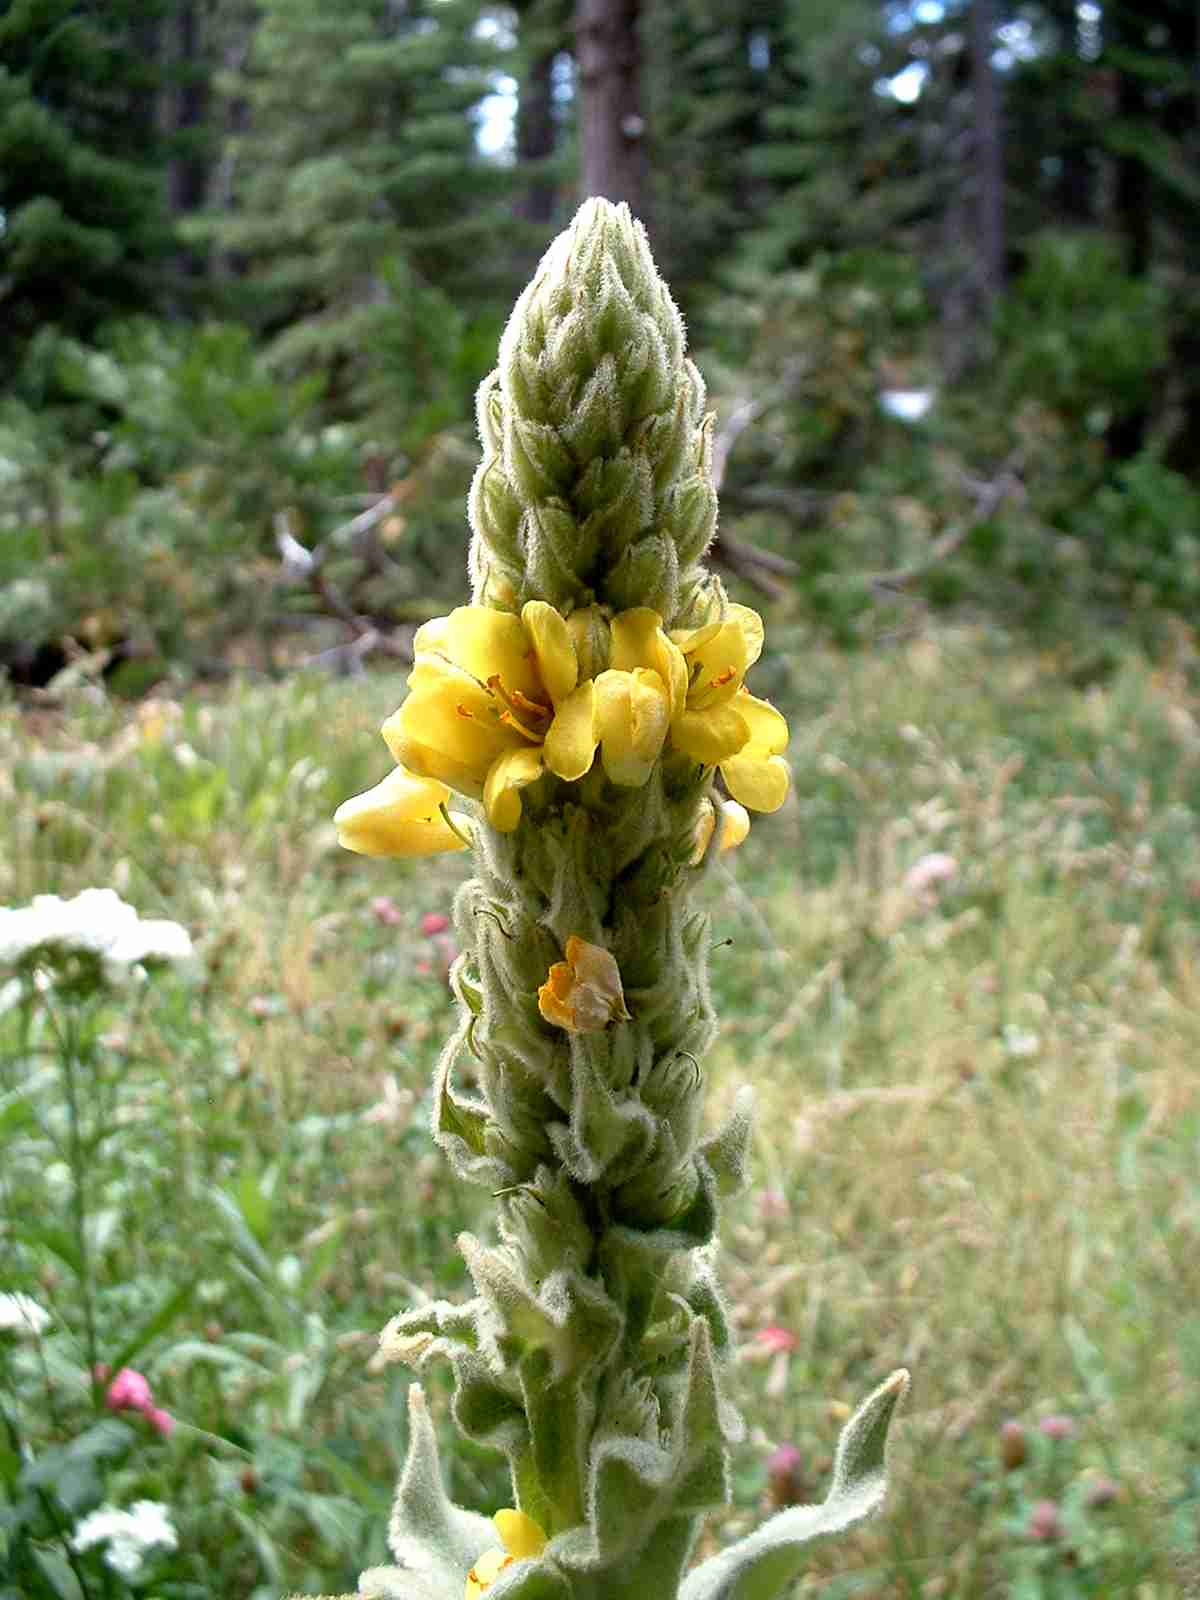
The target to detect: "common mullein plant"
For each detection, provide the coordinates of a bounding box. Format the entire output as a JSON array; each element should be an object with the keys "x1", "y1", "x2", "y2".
[{"x1": 331, "y1": 200, "x2": 907, "y2": 1600}]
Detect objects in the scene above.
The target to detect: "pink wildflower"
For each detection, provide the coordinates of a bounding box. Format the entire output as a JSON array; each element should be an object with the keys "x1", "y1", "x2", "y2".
[
  {"x1": 105, "y1": 1368, "x2": 153, "y2": 1413},
  {"x1": 420, "y1": 912, "x2": 451, "y2": 936},
  {"x1": 1038, "y1": 1413, "x2": 1075, "y2": 1441},
  {"x1": 144, "y1": 1406, "x2": 176, "y2": 1438},
  {"x1": 904, "y1": 852, "x2": 958, "y2": 904},
  {"x1": 755, "y1": 1325, "x2": 798, "y2": 1355},
  {"x1": 1027, "y1": 1499, "x2": 1062, "y2": 1541},
  {"x1": 370, "y1": 896, "x2": 404, "y2": 927},
  {"x1": 766, "y1": 1443, "x2": 806, "y2": 1507}
]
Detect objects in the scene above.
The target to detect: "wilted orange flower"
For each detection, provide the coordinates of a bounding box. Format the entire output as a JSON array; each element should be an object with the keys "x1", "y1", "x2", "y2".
[{"x1": 537, "y1": 936, "x2": 630, "y2": 1033}]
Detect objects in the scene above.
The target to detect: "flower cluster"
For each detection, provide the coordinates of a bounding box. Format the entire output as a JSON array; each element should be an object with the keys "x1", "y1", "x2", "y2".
[
  {"x1": 336, "y1": 600, "x2": 789, "y2": 850},
  {"x1": 71, "y1": 1499, "x2": 177, "y2": 1580},
  {"x1": 0, "y1": 889, "x2": 194, "y2": 984}
]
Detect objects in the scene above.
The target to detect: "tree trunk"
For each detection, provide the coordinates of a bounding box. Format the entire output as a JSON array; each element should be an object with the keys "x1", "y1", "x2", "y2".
[
  {"x1": 515, "y1": 4, "x2": 560, "y2": 226},
  {"x1": 971, "y1": 0, "x2": 1005, "y2": 302},
  {"x1": 575, "y1": 0, "x2": 647, "y2": 220},
  {"x1": 167, "y1": 0, "x2": 208, "y2": 220}
]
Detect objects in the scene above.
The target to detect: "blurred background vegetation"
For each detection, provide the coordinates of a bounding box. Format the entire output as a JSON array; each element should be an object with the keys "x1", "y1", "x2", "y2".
[{"x1": 3, "y1": 0, "x2": 1199, "y2": 689}]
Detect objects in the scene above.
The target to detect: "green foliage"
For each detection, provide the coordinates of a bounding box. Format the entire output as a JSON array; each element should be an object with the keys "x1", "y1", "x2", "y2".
[
  {"x1": 995, "y1": 233, "x2": 1168, "y2": 426},
  {"x1": 0, "y1": 2, "x2": 174, "y2": 363},
  {"x1": 0, "y1": 322, "x2": 361, "y2": 684},
  {"x1": 203, "y1": 0, "x2": 518, "y2": 413},
  {"x1": 3, "y1": 629, "x2": 1200, "y2": 1593}
]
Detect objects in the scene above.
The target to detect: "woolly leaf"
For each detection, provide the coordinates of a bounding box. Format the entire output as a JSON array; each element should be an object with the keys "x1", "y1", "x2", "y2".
[
  {"x1": 698, "y1": 1086, "x2": 754, "y2": 1197},
  {"x1": 678, "y1": 1369, "x2": 910, "y2": 1600},
  {"x1": 385, "y1": 1385, "x2": 494, "y2": 1597}
]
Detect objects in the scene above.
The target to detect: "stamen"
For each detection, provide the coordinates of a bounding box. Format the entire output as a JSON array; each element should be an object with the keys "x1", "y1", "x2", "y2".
[
  {"x1": 499, "y1": 710, "x2": 544, "y2": 742},
  {"x1": 456, "y1": 703, "x2": 474, "y2": 719},
  {"x1": 708, "y1": 666, "x2": 737, "y2": 689},
  {"x1": 510, "y1": 688, "x2": 552, "y2": 723},
  {"x1": 487, "y1": 673, "x2": 551, "y2": 740}
]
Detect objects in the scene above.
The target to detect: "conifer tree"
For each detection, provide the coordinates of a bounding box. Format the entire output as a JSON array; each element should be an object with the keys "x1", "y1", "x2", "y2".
[
  {"x1": 643, "y1": 0, "x2": 796, "y2": 302},
  {"x1": 207, "y1": 0, "x2": 519, "y2": 408},
  {"x1": 0, "y1": 0, "x2": 174, "y2": 363}
]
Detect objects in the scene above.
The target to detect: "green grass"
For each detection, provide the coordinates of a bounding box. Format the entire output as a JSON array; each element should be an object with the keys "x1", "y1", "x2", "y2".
[{"x1": 2, "y1": 623, "x2": 1199, "y2": 1597}]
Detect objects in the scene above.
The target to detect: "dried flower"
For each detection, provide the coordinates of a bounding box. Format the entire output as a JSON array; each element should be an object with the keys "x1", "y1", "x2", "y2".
[
  {"x1": 998, "y1": 1419, "x2": 1027, "y2": 1470},
  {"x1": 537, "y1": 936, "x2": 631, "y2": 1033},
  {"x1": 1082, "y1": 1473, "x2": 1119, "y2": 1509},
  {"x1": 766, "y1": 1443, "x2": 806, "y2": 1508}
]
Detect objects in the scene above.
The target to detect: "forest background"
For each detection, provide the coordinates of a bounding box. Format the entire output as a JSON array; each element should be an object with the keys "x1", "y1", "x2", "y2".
[
  {"x1": 4, "y1": 0, "x2": 1200, "y2": 678},
  {"x1": 3, "y1": 3, "x2": 1200, "y2": 1599}
]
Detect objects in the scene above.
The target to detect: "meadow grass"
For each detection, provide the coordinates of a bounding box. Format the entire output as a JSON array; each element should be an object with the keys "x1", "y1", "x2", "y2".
[{"x1": 2, "y1": 622, "x2": 1198, "y2": 1597}]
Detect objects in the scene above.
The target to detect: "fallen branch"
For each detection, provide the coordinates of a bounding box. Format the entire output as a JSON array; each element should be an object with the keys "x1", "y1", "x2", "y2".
[
  {"x1": 709, "y1": 364, "x2": 810, "y2": 598},
  {"x1": 867, "y1": 457, "x2": 1024, "y2": 593}
]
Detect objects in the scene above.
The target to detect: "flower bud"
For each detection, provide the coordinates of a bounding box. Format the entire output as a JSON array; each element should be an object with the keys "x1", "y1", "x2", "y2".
[
  {"x1": 999, "y1": 1419, "x2": 1028, "y2": 1470},
  {"x1": 1027, "y1": 1499, "x2": 1062, "y2": 1541}
]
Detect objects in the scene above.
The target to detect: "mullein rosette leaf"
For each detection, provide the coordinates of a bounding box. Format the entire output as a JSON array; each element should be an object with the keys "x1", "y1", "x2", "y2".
[{"x1": 332, "y1": 198, "x2": 906, "y2": 1600}]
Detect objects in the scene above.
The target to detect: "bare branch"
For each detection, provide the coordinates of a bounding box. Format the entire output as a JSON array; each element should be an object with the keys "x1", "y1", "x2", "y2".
[{"x1": 868, "y1": 458, "x2": 1023, "y2": 593}]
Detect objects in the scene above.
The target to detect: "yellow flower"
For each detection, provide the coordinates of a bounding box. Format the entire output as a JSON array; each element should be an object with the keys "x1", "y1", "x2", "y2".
[
  {"x1": 718, "y1": 690, "x2": 790, "y2": 813},
  {"x1": 610, "y1": 604, "x2": 791, "y2": 813},
  {"x1": 465, "y1": 1509, "x2": 548, "y2": 1598},
  {"x1": 382, "y1": 603, "x2": 600, "y2": 832},
  {"x1": 334, "y1": 767, "x2": 471, "y2": 857},
  {"x1": 538, "y1": 936, "x2": 631, "y2": 1033},
  {"x1": 690, "y1": 797, "x2": 751, "y2": 863}
]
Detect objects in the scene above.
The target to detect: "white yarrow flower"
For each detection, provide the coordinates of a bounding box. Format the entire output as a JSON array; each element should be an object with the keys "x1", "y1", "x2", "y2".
[
  {"x1": 0, "y1": 1292, "x2": 51, "y2": 1336},
  {"x1": 0, "y1": 890, "x2": 193, "y2": 983},
  {"x1": 879, "y1": 388, "x2": 934, "y2": 423},
  {"x1": 72, "y1": 1499, "x2": 177, "y2": 1578}
]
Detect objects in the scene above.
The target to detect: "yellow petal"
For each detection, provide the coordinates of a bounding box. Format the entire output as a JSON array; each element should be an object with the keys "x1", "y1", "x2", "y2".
[
  {"x1": 594, "y1": 669, "x2": 670, "y2": 787},
  {"x1": 677, "y1": 618, "x2": 754, "y2": 710},
  {"x1": 483, "y1": 745, "x2": 545, "y2": 832},
  {"x1": 671, "y1": 703, "x2": 750, "y2": 766},
  {"x1": 727, "y1": 603, "x2": 765, "y2": 667},
  {"x1": 383, "y1": 662, "x2": 515, "y2": 797},
  {"x1": 493, "y1": 1510, "x2": 548, "y2": 1561},
  {"x1": 413, "y1": 613, "x2": 452, "y2": 657},
  {"x1": 735, "y1": 691, "x2": 790, "y2": 754},
  {"x1": 721, "y1": 752, "x2": 790, "y2": 812},
  {"x1": 445, "y1": 606, "x2": 540, "y2": 700},
  {"x1": 522, "y1": 601, "x2": 578, "y2": 706},
  {"x1": 334, "y1": 768, "x2": 469, "y2": 857},
  {"x1": 689, "y1": 797, "x2": 751, "y2": 863},
  {"x1": 609, "y1": 608, "x2": 687, "y2": 717},
  {"x1": 465, "y1": 1547, "x2": 512, "y2": 1598},
  {"x1": 669, "y1": 619, "x2": 723, "y2": 654},
  {"x1": 719, "y1": 692, "x2": 790, "y2": 812},
  {"x1": 543, "y1": 680, "x2": 597, "y2": 781}
]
